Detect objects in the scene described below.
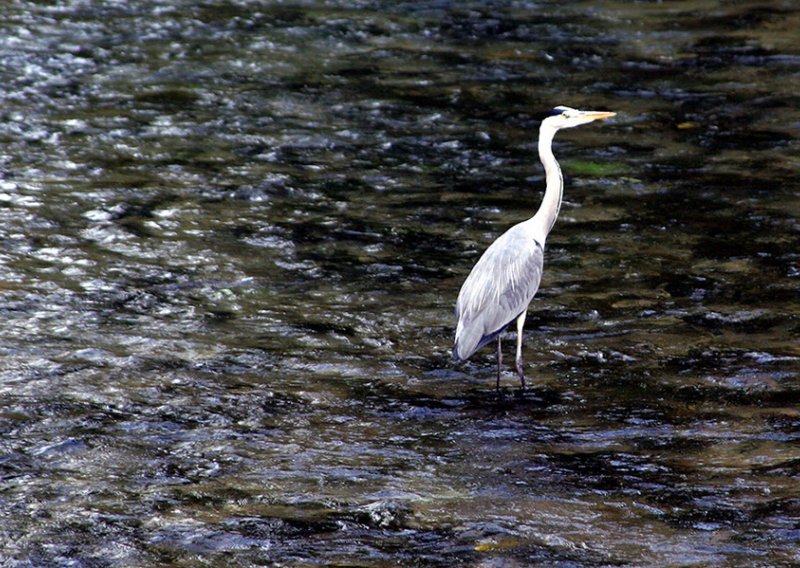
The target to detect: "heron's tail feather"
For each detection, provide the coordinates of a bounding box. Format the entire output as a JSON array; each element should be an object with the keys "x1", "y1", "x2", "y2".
[{"x1": 453, "y1": 325, "x2": 504, "y2": 362}]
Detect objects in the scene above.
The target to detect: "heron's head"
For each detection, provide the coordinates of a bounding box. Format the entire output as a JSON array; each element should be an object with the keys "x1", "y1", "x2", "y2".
[{"x1": 543, "y1": 105, "x2": 616, "y2": 130}]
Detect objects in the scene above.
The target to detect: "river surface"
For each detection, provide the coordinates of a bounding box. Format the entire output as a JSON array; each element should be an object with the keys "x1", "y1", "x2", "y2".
[{"x1": 0, "y1": 1, "x2": 799, "y2": 566}]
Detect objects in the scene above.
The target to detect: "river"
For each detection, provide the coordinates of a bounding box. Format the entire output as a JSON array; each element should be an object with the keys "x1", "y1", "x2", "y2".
[{"x1": 0, "y1": 1, "x2": 798, "y2": 566}]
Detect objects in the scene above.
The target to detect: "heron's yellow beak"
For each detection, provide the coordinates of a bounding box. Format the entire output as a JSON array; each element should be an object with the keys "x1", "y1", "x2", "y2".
[{"x1": 584, "y1": 111, "x2": 616, "y2": 120}]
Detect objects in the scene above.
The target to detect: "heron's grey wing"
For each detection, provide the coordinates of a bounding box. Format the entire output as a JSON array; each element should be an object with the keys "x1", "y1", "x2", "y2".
[{"x1": 454, "y1": 227, "x2": 544, "y2": 360}]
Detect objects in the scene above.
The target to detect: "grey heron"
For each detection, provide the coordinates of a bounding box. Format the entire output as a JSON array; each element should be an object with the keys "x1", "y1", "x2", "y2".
[{"x1": 453, "y1": 105, "x2": 616, "y2": 389}]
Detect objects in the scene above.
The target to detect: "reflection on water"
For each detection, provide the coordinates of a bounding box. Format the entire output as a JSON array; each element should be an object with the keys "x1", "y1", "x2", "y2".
[{"x1": 1, "y1": 0, "x2": 798, "y2": 565}]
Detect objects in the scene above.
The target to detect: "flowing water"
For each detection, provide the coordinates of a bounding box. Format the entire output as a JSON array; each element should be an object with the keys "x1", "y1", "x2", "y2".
[{"x1": 0, "y1": 1, "x2": 799, "y2": 566}]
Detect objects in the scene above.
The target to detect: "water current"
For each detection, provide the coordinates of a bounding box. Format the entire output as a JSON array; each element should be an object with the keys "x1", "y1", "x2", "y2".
[{"x1": 0, "y1": 1, "x2": 798, "y2": 566}]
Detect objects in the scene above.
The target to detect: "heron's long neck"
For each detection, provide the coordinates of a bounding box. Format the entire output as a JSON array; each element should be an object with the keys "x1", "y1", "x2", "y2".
[{"x1": 531, "y1": 125, "x2": 562, "y2": 245}]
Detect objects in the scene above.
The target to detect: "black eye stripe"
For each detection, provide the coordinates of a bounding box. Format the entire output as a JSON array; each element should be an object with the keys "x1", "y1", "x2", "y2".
[{"x1": 547, "y1": 106, "x2": 573, "y2": 118}]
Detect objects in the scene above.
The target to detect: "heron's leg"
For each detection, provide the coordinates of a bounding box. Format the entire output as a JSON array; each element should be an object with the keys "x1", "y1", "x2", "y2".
[
  {"x1": 515, "y1": 312, "x2": 527, "y2": 389},
  {"x1": 496, "y1": 336, "x2": 502, "y2": 390}
]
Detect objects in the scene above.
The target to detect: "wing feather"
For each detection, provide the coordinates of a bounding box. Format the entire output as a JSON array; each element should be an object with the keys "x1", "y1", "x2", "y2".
[{"x1": 453, "y1": 223, "x2": 544, "y2": 361}]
